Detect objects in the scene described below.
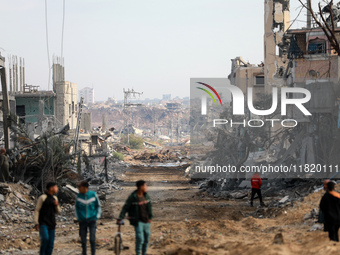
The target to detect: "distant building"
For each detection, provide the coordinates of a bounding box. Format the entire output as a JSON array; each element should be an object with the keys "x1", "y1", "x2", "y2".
[
  {"x1": 79, "y1": 87, "x2": 94, "y2": 104},
  {"x1": 162, "y1": 94, "x2": 171, "y2": 101},
  {"x1": 107, "y1": 97, "x2": 117, "y2": 104},
  {"x1": 166, "y1": 102, "x2": 181, "y2": 110}
]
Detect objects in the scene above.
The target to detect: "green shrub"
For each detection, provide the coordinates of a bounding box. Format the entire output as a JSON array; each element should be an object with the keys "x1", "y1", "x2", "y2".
[
  {"x1": 112, "y1": 152, "x2": 124, "y2": 160},
  {"x1": 122, "y1": 134, "x2": 144, "y2": 149}
]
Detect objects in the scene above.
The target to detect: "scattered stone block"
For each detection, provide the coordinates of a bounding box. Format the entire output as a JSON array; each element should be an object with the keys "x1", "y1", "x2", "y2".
[{"x1": 273, "y1": 233, "x2": 284, "y2": 244}]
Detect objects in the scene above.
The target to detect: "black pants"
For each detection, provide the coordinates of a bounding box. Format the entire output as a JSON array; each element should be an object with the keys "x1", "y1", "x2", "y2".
[
  {"x1": 79, "y1": 220, "x2": 96, "y2": 255},
  {"x1": 328, "y1": 224, "x2": 340, "y2": 242},
  {"x1": 251, "y1": 188, "x2": 263, "y2": 204}
]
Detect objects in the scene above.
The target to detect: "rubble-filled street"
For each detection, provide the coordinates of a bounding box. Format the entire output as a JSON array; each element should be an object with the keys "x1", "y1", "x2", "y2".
[{"x1": 1, "y1": 158, "x2": 340, "y2": 255}]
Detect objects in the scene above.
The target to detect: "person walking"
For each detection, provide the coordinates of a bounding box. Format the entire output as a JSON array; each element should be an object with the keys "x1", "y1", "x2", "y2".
[
  {"x1": 320, "y1": 181, "x2": 340, "y2": 242},
  {"x1": 118, "y1": 180, "x2": 153, "y2": 255},
  {"x1": 0, "y1": 148, "x2": 10, "y2": 182},
  {"x1": 34, "y1": 182, "x2": 60, "y2": 255},
  {"x1": 250, "y1": 172, "x2": 265, "y2": 207},
  {"x1": 318, "y1": 179, "x2": 330, "y2": 231},
  {"x1": 75, "y1": 180, "x2": 102, "y2": 255}
]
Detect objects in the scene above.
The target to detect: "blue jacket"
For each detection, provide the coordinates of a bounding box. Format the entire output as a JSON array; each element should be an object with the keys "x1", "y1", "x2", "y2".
[{"x1": 75, "y1": 190, "x2": 102, "y2": 222}]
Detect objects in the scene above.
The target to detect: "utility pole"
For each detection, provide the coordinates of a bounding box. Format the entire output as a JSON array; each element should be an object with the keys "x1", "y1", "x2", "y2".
[
  {"x1": 170, "y1": 118, "x2": 173, "y2": 145},
  {"x1": 153, "y1": 109, "x2": 157, "y2": 139},
  {"x1": 0, "y1": 54, "x2": 10, "y2": 150},
  {"x1": 73, "y1": 97, "x2": 84, "y2": 155},
  {"x1": 307, "y1": 1, "x2": 312, "y2": 29},
  {"x1": 177, "y1": 114, "x2": 180, "y2": 144},
  {"x1": 104, "y1": 155, "x2": 108, "y2": 183},
  {"x1": 8, "y1": 56, "x2": 12, "y2": 93},
  {"x1": 123, "y1": 88, "x2": 143, "y2": 146}
]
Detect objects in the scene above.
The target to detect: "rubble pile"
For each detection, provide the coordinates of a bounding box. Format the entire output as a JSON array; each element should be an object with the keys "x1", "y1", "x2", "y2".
[
  {"x1": 133, "y1": 148, "x2": 189, "y2": 163},
  {"x1": 0, "y1": 183, "x2": 39, "y2": 252},
  {"x1": 0, "y1": 182, "x2": 35, "y2": 224},
  {"x1": 198, "y1": 178, "x2": 323, "y2": 218},
  {"x1": 81, "y1": 159, "x2": 124, "y2": 190}
]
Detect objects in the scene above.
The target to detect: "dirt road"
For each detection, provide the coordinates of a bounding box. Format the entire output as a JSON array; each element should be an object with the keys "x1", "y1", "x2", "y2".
[{"x1": 5, "y1": 166, "x2": 340, "y2": 255}]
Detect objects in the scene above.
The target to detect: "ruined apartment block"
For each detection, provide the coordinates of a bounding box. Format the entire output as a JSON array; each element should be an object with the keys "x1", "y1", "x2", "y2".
[{"x1": 229, "y1": 0, "x2": 290, "y2": 98}]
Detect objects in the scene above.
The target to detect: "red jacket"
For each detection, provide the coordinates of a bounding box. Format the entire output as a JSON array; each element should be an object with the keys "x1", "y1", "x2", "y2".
[{"x1": 251, "y1": 173, "x2": 262, "y2": 189}]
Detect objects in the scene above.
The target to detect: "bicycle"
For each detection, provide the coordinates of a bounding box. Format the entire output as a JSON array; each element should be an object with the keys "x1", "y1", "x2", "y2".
[{"x1": 114, "y1": 220, "x2": 129, "y2": 255}]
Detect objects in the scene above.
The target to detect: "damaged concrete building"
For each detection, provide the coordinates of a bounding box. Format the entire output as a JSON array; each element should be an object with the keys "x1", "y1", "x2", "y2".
[
  {"x1": 0, "y1": 54, "x2": 79, "y2": 145},
  {"x1": 283, "y1": 27, "x2": 340, "y2": 114},
  {"x1": 228, "y1": 57, "x2": 265, "y2": 99},
  {"x1": 264, "y1": 0, "x2": 290, "y2": 90},
  {"x1": 229, "y1": 0, "x2": 290, "y2": 93},
  {"x1": 227, "y1": 0, "x2": 340, "y2": 168},
  {"x1": 277, "y1": 16, "x2": 340, "y2": 166},
  {"x1": 14, "y1": 60, "x2": 78, "y2": 135}
]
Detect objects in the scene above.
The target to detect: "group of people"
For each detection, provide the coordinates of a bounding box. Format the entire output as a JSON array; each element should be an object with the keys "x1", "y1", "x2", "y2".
[
  {"x1": 250, "y1": 172, "x2": 340, "y2": 243},
  {"x1": 21, "y1": 168, "x2": 340, "y2": 255},
  {"x1": 34, "y1": 180, "x2": 152, "y2": 255}
]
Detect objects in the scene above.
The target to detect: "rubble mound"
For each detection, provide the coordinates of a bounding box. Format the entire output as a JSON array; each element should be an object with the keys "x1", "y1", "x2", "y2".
[{"x1": 133, "y1": 149, "x2": 187, "y2": 162}]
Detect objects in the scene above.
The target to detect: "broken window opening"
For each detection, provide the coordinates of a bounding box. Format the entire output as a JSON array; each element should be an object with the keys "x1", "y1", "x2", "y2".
[
  {"x1": 16, "y1": 105, "x2": 26, "y2": 124},
  {"x1": 288, "y1": 34, "x2": 305, "y2": 59},
  {"x1": 273, "y1": 24, "x2": 282, "y2": 33},
  {"x1": 255, "y1": 75, "x2": 265, "y2": 86},
  {"x1": 308, "y1": 39, "x2": 326, "y2": 54}
]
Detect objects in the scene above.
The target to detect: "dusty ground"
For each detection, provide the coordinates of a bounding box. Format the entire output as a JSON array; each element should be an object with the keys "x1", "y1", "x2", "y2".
[{"x1": 2, "y1": 166, "x2": 340, "y2": 255}]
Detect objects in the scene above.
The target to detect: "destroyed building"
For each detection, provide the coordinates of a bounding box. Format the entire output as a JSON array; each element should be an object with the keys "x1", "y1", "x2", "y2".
[
  {"x1": 226, "y1": 0, "x2": 340, "y2": 170},
  {"x1": 228, "y1": 57, "x2": 265, "y2": 100},
  {"x1": 264, "y1": 0, "x2": 290, "y2": 90},
  {"x1": 280, "y1": 26, "x2": 340, "y2": 125},
  {"x1": 12, "y1": 59, "x2": 78, "y2": 134},
  {"x1": 229, "y1": 0, "x2": 290, "y2": 93}
]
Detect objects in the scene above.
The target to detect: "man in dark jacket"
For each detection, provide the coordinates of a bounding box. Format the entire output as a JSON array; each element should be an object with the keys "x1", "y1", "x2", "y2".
[
  {"x1": 250, "y1": 172, "x2": 265, "y2": 207},
  {"x1": 318, "y1": 179, "x2": 330, "y2": 231},
  {"x1": 34, "y1": 182, "x2": 60, "y2": 255},
  {"x1": 118, "y1": 180, "x2": 153, "y2": 255},
  {"x1": 320, "y1": 181, "x2": 340, "y2": 242}
]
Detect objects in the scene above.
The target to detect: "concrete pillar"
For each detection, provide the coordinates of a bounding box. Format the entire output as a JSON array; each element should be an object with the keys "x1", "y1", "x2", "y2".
[{"x1": 264, "y1": 0, "x2": 290, "y2": 93}]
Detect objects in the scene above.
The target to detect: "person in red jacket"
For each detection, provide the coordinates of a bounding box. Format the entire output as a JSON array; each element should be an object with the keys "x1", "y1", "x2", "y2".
[{"x1": 250, "y1": 172, "x2": 265, "y2": 207}]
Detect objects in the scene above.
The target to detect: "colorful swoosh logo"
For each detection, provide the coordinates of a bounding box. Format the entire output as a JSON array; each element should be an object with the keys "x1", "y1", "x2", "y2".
[{"x1": 196, "y1": 82, "x2": 223, "y2": 106}]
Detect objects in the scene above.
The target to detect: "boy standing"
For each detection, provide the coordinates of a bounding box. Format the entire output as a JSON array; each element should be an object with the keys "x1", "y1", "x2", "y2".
[
  {"x1": 75, "y1": 180, "x2": 102, "y2": 255},
  {"x1": 118, "y1": 180, "x2": 153, "y2": 255},
  {"x1": 34, "y1": 182, "x2": 60, "y2": 255}
]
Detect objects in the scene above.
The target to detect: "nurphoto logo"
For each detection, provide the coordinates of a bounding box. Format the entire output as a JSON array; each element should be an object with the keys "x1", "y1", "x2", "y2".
[{"x1": 197, "y1": 82, "x2": 312, "y2": 116}]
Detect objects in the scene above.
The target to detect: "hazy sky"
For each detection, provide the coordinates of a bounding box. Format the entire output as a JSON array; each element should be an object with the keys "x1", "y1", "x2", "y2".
[{"x1": 1, "y1": 0, "x2": 305, "y2": 101}]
